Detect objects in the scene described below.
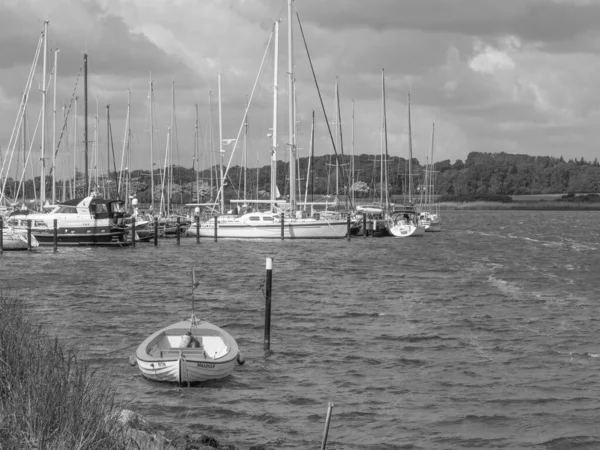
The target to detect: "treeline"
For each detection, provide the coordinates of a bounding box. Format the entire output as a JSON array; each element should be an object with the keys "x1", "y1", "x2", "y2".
[{"x1": 3, "y1": 151, "x2": 600, "y2": 205}]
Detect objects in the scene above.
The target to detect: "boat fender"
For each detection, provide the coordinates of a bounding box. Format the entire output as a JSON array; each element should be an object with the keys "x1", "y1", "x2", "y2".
[
  {"x1": 128, "y1": 354, "x2": 137, "y2": 366},
  {"x1": 237, "y1": 353, "x2": 246, "y2": 365},
  {"x1": 179, "y1": 331, "x2": 193, "y2": 348}
]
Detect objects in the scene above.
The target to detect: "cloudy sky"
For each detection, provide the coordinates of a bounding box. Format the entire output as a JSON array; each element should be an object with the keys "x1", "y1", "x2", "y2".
[{"x1": 2, "y1": 0, "x2": 600, "y2": 181}]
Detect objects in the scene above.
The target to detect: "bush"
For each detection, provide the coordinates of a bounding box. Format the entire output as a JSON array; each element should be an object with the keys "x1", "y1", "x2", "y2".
[{"x1": 0, "y1": 293, "x2": 128, "y2": 449}]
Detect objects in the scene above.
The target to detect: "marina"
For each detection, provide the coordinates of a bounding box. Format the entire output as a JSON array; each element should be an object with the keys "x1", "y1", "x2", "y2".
[{"x1": 1, "y1": 209, "x2": 598, "y2": 449}]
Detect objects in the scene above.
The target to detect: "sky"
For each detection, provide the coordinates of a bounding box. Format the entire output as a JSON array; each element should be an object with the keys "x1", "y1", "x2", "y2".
[{"x1": 1, "y1": 0, "x2": 600, "y2": 182}]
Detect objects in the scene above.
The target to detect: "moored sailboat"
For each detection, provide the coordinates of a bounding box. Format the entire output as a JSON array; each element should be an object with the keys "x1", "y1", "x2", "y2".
[{"x1": 195, "y1": 6, "x2": 348, "y2": 239}]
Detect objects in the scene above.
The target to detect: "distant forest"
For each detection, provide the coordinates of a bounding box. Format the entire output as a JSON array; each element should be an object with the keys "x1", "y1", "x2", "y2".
[{"x1": 3, "y1": 151, "x2": 600, "y2": 205}]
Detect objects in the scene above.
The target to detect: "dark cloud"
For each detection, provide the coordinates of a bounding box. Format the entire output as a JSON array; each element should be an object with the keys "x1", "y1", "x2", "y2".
[{"x1": 295, "y1": 0, "x2": 600, "y2": 52}]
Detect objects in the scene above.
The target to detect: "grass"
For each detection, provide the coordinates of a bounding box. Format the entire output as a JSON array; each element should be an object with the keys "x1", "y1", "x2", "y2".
[{"x1": 0, "y1": 293, "x2": 129, "y2": 450}]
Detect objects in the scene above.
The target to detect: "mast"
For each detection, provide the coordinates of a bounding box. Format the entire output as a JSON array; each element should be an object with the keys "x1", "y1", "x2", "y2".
[
  {"x1": 194, "y1": 104, "x2": 199, "y2": 203},
  {"x1": 303, "y1": 110, "x2": 314, "y2": 207},
  {"x1": 271, "y1": 19, "x2": 279, "y2": 208},
  {"x1": 383, "y1": 70, "x2": 389, "y2": 208},
  {"x1": 106, "y1": 104, "x2": 110, "y2": 198},
  {"x1": 287, "y1": 0, "x2": 296, "y2": 213},
  {"x1": 218, "y1": 74, "x2": 225, "y2": 214},
  {"x1": 334, "y1": 77, "x2": 339, "y2": 199},
  {"x1": 84, "y1": 53, "x2": 89, "y2": 197},
  {"x1": 208, "y1": 91, "x2": 214, "y2": 200},
  {"x1": 169, "y1": 81, "x2": 175, "y2": 216},
  {"x1": 379, "y1": 69, "x2": 384, "y2": 205},
  {"x1": 51, "y1": 48, "x2": 59, "y2": 204},
  {"x1": 149, "y1": 77, "x2": 155, "y2": 213},
  {"x1": 351, "y1": 100, "x2": 355, "y2": 206},
  {"x1": 407, "y1": 92, "x2": 413, "y2": 203},
  {"x1": 72, "y1": 96, "x2": 77, "y2": 199},
  {"x1": 40, "y1": 20, "x2": 48, "y2": 208},
  {"x1": 243, "y1": 99, "x2": 248, "y2": 203}
]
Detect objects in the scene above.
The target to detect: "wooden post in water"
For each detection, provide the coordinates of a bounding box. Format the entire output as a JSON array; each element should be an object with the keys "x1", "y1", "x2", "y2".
[
  {"x1": 264, "y1": 257, "x2": 273, "y2": 351},
  {"x1": 346, "y1": 214, "x2": 351, "y2": 241},
  {"x1": 0, "y1": 218, "x2": 3, "y2": 253},
  {"x1": 53, "y1": 219, "x2": 58, "y2": 251},
  {"x1": 362, "y1": 213, "x2": 367, "y2": 239},
  {"x1": 195, "y1": 216, "x2": 200, "y2": 244},
  {"x1": 131, "y1": 217, "x2": 136, "y2": 247},
  {"x1": 280, "y1": 212, "x2": 284, "y2": 240},
  {"x1": 320, "y1": 402, "x2": 334, "y2": 450},
  {"x1": 27, "y1": 219, "x2": 32, "y2": 250},
  {"x1": 370, "y1": 220, "x2": 374, "y2": 238},
  {"x1": 176, "y1": 217, "x2": 180, "y2": 245},
  {"x1": 153, "y1": 217, "x2": 158, "y2": 246},
  {"x1": 213, "y1": 216, "x2": 218, "y2": 242}
]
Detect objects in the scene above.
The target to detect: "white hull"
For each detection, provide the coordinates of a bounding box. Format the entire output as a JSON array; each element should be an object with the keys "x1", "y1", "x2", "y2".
[
  {"x1": 136, "y1": 354, "x2": 238, "y2": 384},
  {"x1": 191, "y1": 214, "x2": 348, "y2": 239},
  {"x1": 1, "y1": 229, "x2": 39, "y2": 250},
  {"x1": 388, "y1": 223, "x2": 426, "y2": 237},
  {"x1": 135, "y1": 318, "x2": 240, "y2": 384}
]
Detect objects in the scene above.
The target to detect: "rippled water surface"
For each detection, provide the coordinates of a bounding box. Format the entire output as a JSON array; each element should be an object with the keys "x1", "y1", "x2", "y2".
[{"x1": 1, "y1": 210, "x2": 599, "y2": 449}]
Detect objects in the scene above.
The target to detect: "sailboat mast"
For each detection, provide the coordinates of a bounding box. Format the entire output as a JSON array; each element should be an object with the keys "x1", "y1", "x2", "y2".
[
  {"x1": 73, "y1": 96, "x2": 77, "y2": 199},
  {"x1": 287, "y1": 0, "x2": 296, "y2": 213},
  {"x1": 149, "y1": 78, "x2": 155, "y2": 213},
  {"x1": 383, "y1": 70, "x2": 389, "y2": 208},
  {"x1": 218, "y1": 74, "x2": 225, "y2": 214},
  {"x1": 243, "y1": 100, "x2": 248, "y2": 203},
  {"x1": 208, "y1": 90, "x2": 214, "y2": 201},
  {"x1": 106, "y1": 104, "x2": 110, "y2": 198},
  {"x1": 407, "y1": 92, "x2": 413, "y2": 203},
  {"x1": 379, "y1": 69, "x2": 384, "y2": 206},
  {"x1": 169, "y1": 81, "x2": 175, "y2": 216},
  {"x1": 271, "y1": 19, "x2": 279, "y2": 208},
  {"x1": 40, "y1": 20, "x2": 48, "y2": 208},
  {"x1": 51, "y1": 48, "x2": 58, "y2": 204},
  {"x1": 84, "y1": 52, "x2": 89, "y2": 197},
  {"x1": 195, "y1": 104, "x2": 199, "y2": 203},
  {"x1": 335, "y1": 77, "x2": 339, "y2": 199},
  {"x1": 351, "y1": 99, "x2": 355, "y2": 206}
]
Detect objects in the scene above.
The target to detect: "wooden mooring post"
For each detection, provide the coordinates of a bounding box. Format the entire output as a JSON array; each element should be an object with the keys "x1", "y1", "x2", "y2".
[
  {"x1": 280, "y1": 213, "x2": 285, "y2": 240},
  {"x1": 0, "y1": 218, "x2": 3, "y2": 253},
  {"x1": 346, "y1": 214, "x2": 351, "y2": 241},
  {"x1": 362, "y1": 213, "x2": 367, "y2": 239},
  {"x1": 264, "y1": 257, "x2": 273, "y2": 351},
  {"x1": 27, "y1": 219, "x2": 32, "y2": 251},
  {"x1": 176, "y1": 217, "x2": 181, "y2": 245},
  {"x1": 320, "y1": 402, "x2": 334, "y2": 450},
  {"x1": 53, "y1": 219, "x2": 58, "y2": 251},
  {"x1": 213, "y1": 216, "x2": 218, "y2": 242},
  {"x1": 153, "y1": 218, "x2": 158, "y2": 246},
  {"x1": 195, "y1": 216, "x2": 200, "y2": 244},
  {"x1": 131, "y1": 217, "x2": 136, "y2": 247}
]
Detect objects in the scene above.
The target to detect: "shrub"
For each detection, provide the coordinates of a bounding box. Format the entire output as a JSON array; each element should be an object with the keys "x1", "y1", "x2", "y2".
[{"x1": 0, "y1": 293, "x2": 128, "y2": 449}]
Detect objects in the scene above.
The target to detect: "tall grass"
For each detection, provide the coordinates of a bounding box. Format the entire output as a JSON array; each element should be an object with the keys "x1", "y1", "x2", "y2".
[{"x1": 0, "y1": 293, "x2": 128, "y2": 450}]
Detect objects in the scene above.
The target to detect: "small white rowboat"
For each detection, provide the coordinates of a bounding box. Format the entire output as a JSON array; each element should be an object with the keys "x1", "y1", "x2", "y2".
[{"x1": 135, "y1": 316, "x2": 241, "y2": 384}]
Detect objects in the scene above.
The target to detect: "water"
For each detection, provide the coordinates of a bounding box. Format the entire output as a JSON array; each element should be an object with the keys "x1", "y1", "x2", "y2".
[{"x1": 1, "y1": 210, "x2": 599, "y2": 449}]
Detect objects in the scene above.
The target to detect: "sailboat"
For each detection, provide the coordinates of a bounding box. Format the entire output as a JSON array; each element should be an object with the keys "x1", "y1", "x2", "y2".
[
  {"x1": 195, "y1": 3, "x2": 348, "y2": 239},
  {"x1": 352, "y1": 69, "x2": 390, "y2": 237},
  {"x1": 386, "y1": 92, "x2": 426, "y2": 238},
  {"x1": 418, "y1": 123, "x2": 442, "y2": 232}
]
